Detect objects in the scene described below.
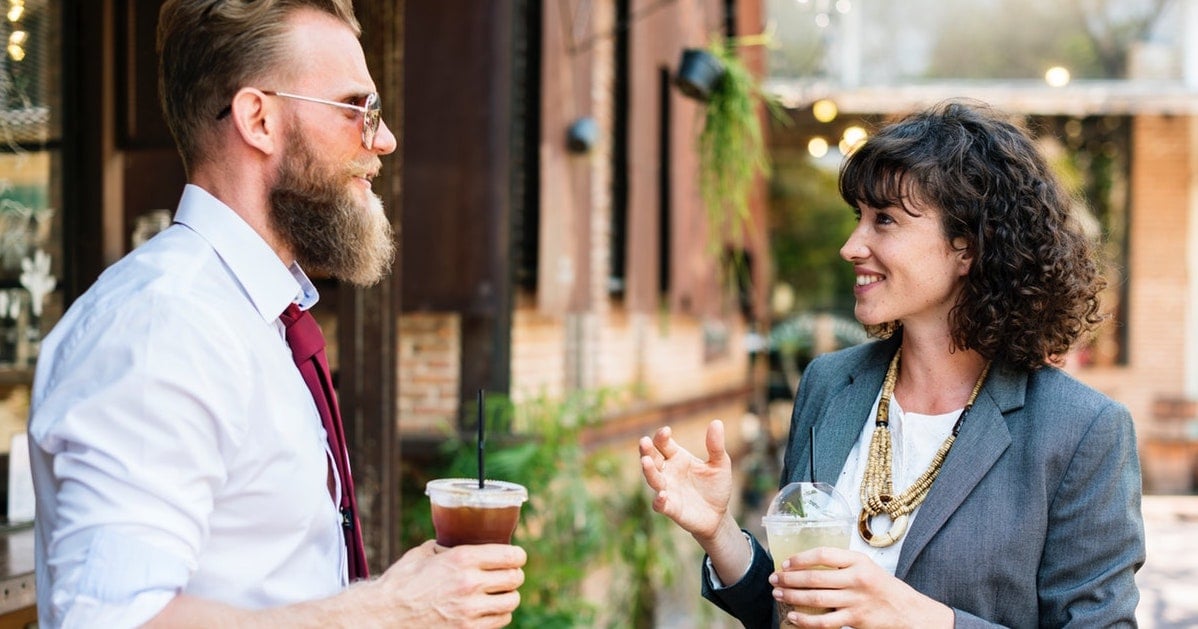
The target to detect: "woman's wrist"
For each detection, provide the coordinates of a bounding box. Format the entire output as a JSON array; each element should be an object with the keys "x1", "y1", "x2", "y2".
[
  {"x1": 696, "y1": 514, "x2": 753, "y2": 585},
  {"x1": 693, "y1": 512, "x2": 739, "y2": 550}
]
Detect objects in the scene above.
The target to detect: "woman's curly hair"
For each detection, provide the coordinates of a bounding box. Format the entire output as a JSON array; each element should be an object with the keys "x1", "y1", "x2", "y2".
[{"x1": 838, "y1": 100, "x2": 1107, "y2": 370}]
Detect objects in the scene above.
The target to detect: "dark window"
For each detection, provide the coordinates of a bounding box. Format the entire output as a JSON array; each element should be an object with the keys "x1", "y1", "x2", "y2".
[
  {"x1": 608, "y1": 0, "x2": 630, "y2": 297},
  {"x1": 513, "y1": 0, "x2": 542, "y2": 292},
  {"x1": 657, "y1": 66, "x2": 671, "y2": 296}
]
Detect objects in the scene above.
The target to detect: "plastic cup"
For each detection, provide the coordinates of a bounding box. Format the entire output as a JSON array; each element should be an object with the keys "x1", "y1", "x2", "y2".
[
  {"x1": 761, "y1": 481, "x2": 854, "y2": 625},
  {"x1": 425, "y1": 478, "x2": 528, "y2": 547}
]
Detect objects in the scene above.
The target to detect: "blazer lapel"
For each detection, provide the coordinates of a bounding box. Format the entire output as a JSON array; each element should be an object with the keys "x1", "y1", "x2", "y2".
[
  {"x1": 894, "y1": 364, "x2": 1025, "y2": 578},
  {"x1": 812, "y1": 342, "x2": 892, "y2": 485}
]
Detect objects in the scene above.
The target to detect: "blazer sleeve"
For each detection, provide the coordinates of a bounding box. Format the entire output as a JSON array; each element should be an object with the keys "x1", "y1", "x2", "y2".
[
  {"x1": 698, "y1": 349, "x2": 848, "y2": 627},
  {"x1": 1037, "y1": 399, "x2": 1144, "y2": 627},
  {"x1": 700, "y1": 532, "x2": 777, "y2": 629},
  {"x1": 947, "y1": 395, "x2": 1144, "y2": 628}
]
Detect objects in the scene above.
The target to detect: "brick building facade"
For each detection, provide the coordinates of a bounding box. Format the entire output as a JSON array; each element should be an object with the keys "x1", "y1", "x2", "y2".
[{"x1": 398, "y1": 0, "x2": 771, "y2": 457}]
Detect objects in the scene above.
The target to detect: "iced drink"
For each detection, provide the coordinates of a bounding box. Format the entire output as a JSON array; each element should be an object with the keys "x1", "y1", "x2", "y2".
[
  {"x1": 761, "y1": 482, "x2": 853, "y2": 625},
  {"x1": 426, "y1": 478, "x2": 528, "y2": 547}
]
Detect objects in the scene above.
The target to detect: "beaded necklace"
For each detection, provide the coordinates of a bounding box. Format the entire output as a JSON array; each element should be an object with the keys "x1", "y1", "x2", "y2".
[{"x1": 858, "y1": 348, "x2": 991, "y2": 548}]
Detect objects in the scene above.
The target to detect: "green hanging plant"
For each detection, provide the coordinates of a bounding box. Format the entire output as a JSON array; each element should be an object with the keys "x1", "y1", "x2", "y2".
[{"x1": 695, "y1": 39, "x2": 777, "y2": 250}]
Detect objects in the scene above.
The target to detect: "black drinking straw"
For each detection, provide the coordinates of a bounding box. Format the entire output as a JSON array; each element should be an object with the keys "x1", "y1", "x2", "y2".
[
  {"x1": 477, "y1": 389, "x2": 486, "y2": 489},
  {"x1": 809, "y1": 426, "x2": 816, "y2": 483}
]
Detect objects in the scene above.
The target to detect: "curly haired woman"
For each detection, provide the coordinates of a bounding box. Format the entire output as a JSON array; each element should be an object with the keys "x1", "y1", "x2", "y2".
[{"x1": 639, "y1": 100, "x2": 1144, "y2": 628}]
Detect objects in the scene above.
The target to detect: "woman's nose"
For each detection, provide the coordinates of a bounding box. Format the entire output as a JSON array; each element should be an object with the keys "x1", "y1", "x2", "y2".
[{"x1": 840, "y1": 227, "x2": 867, "y2": 261}]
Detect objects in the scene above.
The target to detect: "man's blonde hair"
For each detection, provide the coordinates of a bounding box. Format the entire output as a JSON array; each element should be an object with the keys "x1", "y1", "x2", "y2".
[{"x1": 157, "y1": 0, "x2": 360, "y2": 174}]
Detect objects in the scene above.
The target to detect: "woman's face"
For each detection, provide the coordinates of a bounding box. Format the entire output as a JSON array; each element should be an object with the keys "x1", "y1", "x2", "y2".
[{"x1": 839, "y1": 198, "x2": 971, "y2": 334}]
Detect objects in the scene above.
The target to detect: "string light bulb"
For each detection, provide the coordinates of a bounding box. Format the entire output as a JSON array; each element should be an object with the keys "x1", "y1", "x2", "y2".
[
  {"x1": 807, "y1": 136, "x2": 829, "y2": 158},
  {"x1": 812, "y1": 99, "x2": 838, "y2": 123},
  {"x1": 1045, "y1": 66, "x2": 1071, "y2": 87},
  {"x1": 840, "y1": 125, "x2": 868, "y2": 154},
  {"x1": 7, "y1": 28, "x2": 25, "y2": 61}
]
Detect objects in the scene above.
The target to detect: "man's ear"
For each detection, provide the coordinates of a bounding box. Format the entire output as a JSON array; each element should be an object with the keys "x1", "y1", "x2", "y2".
[{"x1": 228, "y1": 88, "x2": 280, "y2": 155}]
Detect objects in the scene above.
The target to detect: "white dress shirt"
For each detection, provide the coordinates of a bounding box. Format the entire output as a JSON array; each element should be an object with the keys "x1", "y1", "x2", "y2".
[{"x1": 29, "y1": 185, "x2": 346, "y2": 628}]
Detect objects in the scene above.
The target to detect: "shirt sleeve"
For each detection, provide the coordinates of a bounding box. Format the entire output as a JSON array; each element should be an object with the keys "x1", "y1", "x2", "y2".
[
  {"x1": 48, "y1": 529, "x2": 189, "y2": 628},
  {"x1": 30, "y1": 296, "x2": 252, "y2": 627}
]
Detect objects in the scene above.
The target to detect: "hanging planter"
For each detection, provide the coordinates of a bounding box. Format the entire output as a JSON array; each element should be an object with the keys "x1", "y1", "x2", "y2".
[
  {"x1": 675, "y1": 48, "x2": 726, "y2": 102},
  {"x1": 692, "y1": 39, "x2": 774, "y2": 249}
]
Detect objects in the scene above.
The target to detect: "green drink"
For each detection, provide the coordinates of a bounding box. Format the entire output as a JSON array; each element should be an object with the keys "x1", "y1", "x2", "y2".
[
  {"x1": 761, "y1": 482, "x2": 853, "y2": 624},
  {"x1": 766, "y1": 521, "x2": 852, "y2": 573}
]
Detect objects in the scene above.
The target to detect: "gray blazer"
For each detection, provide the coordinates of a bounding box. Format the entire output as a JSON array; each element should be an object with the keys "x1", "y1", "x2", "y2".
[{"x1": 703, "y1": 336, "x2": 1144, "y2": 628}]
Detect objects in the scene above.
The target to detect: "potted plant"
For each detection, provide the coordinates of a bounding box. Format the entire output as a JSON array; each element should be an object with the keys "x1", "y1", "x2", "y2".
[{"x1": 680, "y1": 39, "x2": 776, "y2": 250}]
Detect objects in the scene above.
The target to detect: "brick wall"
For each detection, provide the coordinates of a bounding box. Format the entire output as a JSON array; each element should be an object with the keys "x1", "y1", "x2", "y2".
[
  {"x1": 510, "y1": 305, "x2": 750, "y2": 406},
  {"x1": 397, "y1": 313, "x2": 460, "y2": 435},
  {"x1": 1079, "y1": 114, "x2": 1195, "y2": 492},
  {"x1": 509, "y1": 307, "x2": 567, "y2": 403}
]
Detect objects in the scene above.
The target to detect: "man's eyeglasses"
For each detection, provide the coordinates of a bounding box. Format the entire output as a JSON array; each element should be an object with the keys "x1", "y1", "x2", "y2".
[{"x1": 217, "y1": 90, "x2": 382, "y2": 150}]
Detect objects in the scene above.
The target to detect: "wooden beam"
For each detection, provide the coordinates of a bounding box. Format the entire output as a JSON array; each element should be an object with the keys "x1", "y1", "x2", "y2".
[{"x1": 344, "y1": 0, "x2": 403, "y2": 572}]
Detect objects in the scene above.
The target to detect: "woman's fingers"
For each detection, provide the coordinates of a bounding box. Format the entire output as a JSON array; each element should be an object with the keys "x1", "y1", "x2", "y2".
[
  {"x1": 651, "y1": 425, "x2": 679, "y2": 458},
  {"x1": 705, "y1": 419, "x2": 727, "y2": 465}
]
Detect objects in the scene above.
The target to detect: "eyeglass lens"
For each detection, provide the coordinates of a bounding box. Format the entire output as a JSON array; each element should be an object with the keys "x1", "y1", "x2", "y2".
[{"x1": 362, "y1": 93, "x2": 381, "y2": 150}]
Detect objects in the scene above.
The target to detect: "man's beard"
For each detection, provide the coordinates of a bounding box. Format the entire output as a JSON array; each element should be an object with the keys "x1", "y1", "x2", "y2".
[{"x1": 268, "y1": 131, "x2": 395, "y2": 286}]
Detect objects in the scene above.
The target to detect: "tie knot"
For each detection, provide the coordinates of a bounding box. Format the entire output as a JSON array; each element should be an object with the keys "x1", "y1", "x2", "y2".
[
  {"x1": 279, "y1": 302, "x2": 303, "y2": 325},
  {"x1": 281, "y1": 303, "x2": 325, "y2": 364}
]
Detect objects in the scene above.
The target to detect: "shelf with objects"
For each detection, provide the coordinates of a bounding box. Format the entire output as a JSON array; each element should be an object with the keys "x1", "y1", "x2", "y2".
[{"x1": 0, "y1": 0, "x2": 62, "y2": 620}]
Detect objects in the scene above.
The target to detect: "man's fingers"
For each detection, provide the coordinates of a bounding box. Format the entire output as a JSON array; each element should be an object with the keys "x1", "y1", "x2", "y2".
[
  {"x1": 480, "y1": 566, "x2": 525, "y2": 594},
  {"x1": 469, "y1": 544, "x2": 527, "y2": 570},
  {"x1": 477, "y1": 591, "x2": 521, "y2": 623}
]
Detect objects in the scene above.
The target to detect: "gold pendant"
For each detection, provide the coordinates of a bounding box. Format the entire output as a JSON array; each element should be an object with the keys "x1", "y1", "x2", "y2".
[{"x1": 857, "y1": 509, "x2": 909, "y2": 548}]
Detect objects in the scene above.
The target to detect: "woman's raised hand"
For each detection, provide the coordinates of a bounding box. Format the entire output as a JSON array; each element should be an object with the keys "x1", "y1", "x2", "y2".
[{"x1": 638, "y1": 419, "x2": 734, "y2": 542}]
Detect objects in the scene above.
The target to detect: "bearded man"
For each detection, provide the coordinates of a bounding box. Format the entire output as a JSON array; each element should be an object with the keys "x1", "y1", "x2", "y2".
[{"x1": 27, "y1": 1, "x2": 525, "y2": 627}]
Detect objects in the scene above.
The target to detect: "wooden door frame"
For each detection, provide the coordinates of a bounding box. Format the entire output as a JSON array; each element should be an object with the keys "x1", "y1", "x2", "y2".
[{"x1": 343, "y1": 0, "x2": 404, "y2": 572}]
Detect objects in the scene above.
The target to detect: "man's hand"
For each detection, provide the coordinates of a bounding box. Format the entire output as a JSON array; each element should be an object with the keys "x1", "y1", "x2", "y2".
[
  {"x1": 144, "y1": 541, "x2": 527, "y2": 628},
  {"x1": 361, "y1": 540, "x2": 527, "y2": 627}
]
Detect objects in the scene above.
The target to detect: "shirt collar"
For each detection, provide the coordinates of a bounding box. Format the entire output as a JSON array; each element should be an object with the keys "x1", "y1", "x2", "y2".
[{"x1": 173, "y1": 184, "x2": 321, "y2": 320}]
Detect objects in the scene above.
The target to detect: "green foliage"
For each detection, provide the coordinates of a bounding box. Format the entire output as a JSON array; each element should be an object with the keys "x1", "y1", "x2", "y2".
[
  {"x1": 403, "y1": 390, "x2": 680, "y2": 628},
  {"x1": 605, "y1": 460, "x2": 680, "y2": 629},
  {"x1": 699, "y1": 40, "x2": 774, "y2": 249},
  {"x1": 767, "y1": 150, "x2": 857, "y2": 314}
]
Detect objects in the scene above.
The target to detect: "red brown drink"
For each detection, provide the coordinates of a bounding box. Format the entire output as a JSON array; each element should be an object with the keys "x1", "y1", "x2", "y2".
[{"x1": 426, "y1": 479, "x2": 528, "y2": 547}]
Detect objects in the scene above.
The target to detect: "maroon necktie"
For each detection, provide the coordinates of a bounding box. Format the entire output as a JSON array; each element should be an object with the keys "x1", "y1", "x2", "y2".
[{"x1": 280, "y1": 303, "x2": 369, "y2": 581}]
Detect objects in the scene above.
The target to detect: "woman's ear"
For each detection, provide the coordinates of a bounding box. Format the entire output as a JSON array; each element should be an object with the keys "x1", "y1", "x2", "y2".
[{"x1": 952, "y1": 237, "x2": 973, "y2": 276}]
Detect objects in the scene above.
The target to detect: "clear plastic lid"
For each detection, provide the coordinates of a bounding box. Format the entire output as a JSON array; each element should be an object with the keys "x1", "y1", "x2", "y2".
[
  {"x1": 425, "y1": 478, "x2": 529, "y2": 508},
  {"x1": 761, "y1": 481, "x2": 853, "y2": 525}
]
